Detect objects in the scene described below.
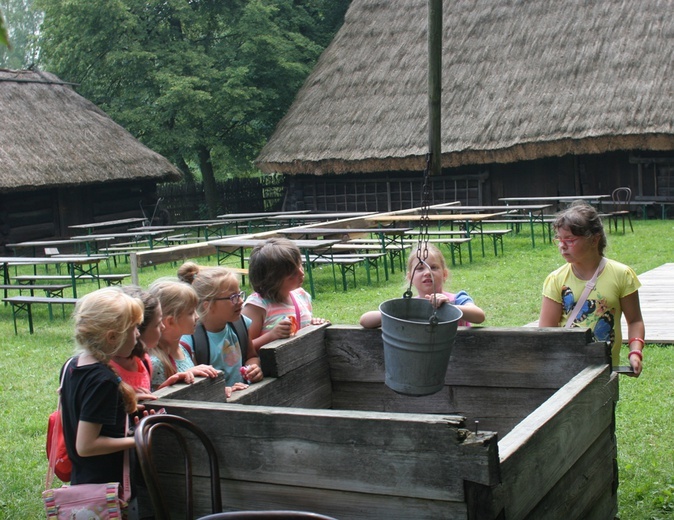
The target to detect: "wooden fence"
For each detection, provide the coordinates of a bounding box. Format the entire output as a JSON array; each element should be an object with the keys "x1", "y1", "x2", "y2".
[{"x1": 158, "y1": 172, "x2": 488, "y2": 221}]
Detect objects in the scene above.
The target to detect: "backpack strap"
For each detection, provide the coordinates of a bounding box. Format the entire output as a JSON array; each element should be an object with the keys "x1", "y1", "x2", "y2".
[
  {"x1": 192, "y1": 322, "x2": 210, "y2": 366},
  {"x1": 230, "y1": 318, "x2": 249, "y2": 362}
]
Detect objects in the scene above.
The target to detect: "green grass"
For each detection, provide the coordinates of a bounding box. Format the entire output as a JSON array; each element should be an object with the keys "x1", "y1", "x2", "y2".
[{"x1": 1, "y1": 220, "x2": 673, "y2": 518}]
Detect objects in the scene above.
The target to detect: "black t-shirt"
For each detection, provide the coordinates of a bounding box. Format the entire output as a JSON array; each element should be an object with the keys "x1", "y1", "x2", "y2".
[{"x1": 60, "y1": 357, "x2": 126, "y2": 485}]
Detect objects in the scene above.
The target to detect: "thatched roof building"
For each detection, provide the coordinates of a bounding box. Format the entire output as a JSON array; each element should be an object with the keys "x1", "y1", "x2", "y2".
[
  {"x1": 0, "y1": 69, "x2": 181, "y2": 192},
  {"x1": 0, "y1": 69, "x2": 182, "y2": 250},
  {"x1": 256, "y1": 0, "x2": 674, "y2": 176}
]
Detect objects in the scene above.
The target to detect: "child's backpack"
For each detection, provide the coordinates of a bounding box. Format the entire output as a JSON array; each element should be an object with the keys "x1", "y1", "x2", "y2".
[
  {"x1": 192, "y1": 319, "x2": 249, "y2": 366},
  {"x1": 46, "y1": 358, "x2": 75, "y2": 483}
]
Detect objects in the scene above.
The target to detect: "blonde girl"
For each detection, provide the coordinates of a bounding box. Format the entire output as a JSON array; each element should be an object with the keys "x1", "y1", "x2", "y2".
[
  {"x1": 60, "y1": 287, "x2": 143, "y2": 486},
  {"x1": 178, "y1": 262, "x2": 262, "y2": 392},
  {"x1": 243, "y1": 237, "x2": 328, "y2": 351},
  {"x1": 360, "y1": 244, "x2": 486, "y2": 328},
  {"x1": 148, "y1": 279, "x2": 219, "y2": 390}
]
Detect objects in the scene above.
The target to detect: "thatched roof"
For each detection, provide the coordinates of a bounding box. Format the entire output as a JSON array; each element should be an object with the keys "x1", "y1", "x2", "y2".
[
  {"x1": 256, "y1": 0, "x2": 674, "y2": 175},
  {"x1": 0, "y1": 69, "x2": 181, "y2": 192}
]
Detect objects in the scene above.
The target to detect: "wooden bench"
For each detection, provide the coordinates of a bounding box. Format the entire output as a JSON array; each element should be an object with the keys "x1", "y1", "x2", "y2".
[
  {"x1": 307, "y1": 255, "x2": 363, "y2": 291},
  {"x1": 3, "y1": 295, "x2": 79, "y2": 334},
  {"x1": 0, "y1": 283, "x2": 71, "y2": 301},
  {"x1": 308, "y1": 252, "x2": 388, "y2": 288},
  {"x1": 14, "y1": 273, "x2": 130, "y2": 287},
  {"x1": 339, "y1": 239, "x2": 412, "y2": 273},
  {"x1": 479, "y1": 229, "x2": 513, "y2": 256},
  {"x1": 402, "y1": 237, "x2": 473, "y2": 265}
]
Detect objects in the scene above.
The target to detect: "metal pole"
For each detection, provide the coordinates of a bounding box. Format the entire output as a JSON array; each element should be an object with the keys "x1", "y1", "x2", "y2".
[{"x1": 428, "y1": 0, "x2": 442, "y2": 176}]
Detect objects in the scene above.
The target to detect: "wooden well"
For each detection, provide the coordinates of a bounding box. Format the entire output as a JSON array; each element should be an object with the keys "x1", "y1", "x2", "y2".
[{"x1": 147, "y1": 325, "x2": 617, "y2": 519}]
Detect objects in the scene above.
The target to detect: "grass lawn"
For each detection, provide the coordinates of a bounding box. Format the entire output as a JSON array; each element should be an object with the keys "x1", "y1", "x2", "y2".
[{"x1": 0, "y1": 220, "x2": 672, "y2": 518}]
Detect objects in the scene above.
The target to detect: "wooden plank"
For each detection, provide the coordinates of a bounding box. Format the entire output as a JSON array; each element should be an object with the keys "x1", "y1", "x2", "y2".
[
  {"x1": 151, "y1": 373, "x2": 228, "y2": 403},
  {"x1": 330, "y1": 381, "x2": 555, "y2": 437},
  {"x1": 498, "y1": 366, "x2": 618, "y2": 519},
  {"x1": 523, "y1": 425, "x2": 617, "y2": 520},
  {"x1": 229, "y1": 356, "x2": 333, "y2": 409},
  {"x1": 620, "y1": 262, "x2": 674, "y2": 344},
  {"x1": 146, "y1": 400, "x2": 499, "y2": 502},
  {"x1": 258, "y1": 323, "x2": 329, "y2": 377},
  {"x1": 159, "y1": 475, "x2": 473, "y2": 520},
  {"x1": 325, "y1": 326, "x2": 609, "y2": 389},
  {"x1": 3, "y1": 295, "x2": 78, "y2": 305}
]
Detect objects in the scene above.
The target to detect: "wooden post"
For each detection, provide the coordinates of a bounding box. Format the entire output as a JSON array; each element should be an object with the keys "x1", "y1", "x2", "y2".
[
  {"x1": 428, "y1": 0, "x2": 442, "y2": 176},
  {"x1": 130, "y1": 252, "x2": 139, "y2": 285}
]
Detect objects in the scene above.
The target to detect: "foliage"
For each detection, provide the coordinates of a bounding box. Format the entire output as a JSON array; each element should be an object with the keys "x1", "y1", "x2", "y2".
[
  {"x1": 0, "y1": 8, "x2": 8, "y2": 49},
  {"x1": 0, "y1": 220, "x2": 672, "y2": 518},
  {"x1": 36, "y1": 0, "x2": 351, "y2": 216},
  {"x1": 0, "y1": 0, "x2": 44, "y2": 67}
]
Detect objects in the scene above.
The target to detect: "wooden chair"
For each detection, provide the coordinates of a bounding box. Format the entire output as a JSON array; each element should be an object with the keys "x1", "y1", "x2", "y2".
[
  {"x1": 198, "y1": 513, "x2": 338, "y2": 520},
  {"x1": 134, "y1": 414, "x2": 222, "y2": 519},
  {"x1": 608, "y1": 187, "x2": 634, "y2": 233}
]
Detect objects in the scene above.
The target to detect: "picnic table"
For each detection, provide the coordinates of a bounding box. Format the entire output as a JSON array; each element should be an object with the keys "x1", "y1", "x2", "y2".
[
  {"x1": 68, "y1": 217, "x2": 147, "y2": 234},
  {"x1": 633, "y1": 196, "x2": 674, "y2": 219},
  {"x1": 498, "y1": 195, "x2": 610, "y2": 211},
  {"x1": 266, "y1": 212, "x2": 376, "y2": 226},
  {"x1": 71, "y1": 229, "x2": 174, "y2": 251},
  {"x1": 365, "y1": 212, "x2": 508, "y2": 261},
  {"x1": 176, "y1": 218, "x2": 261, "y2": 237},
  {"x1": 6, "y1": 236, "x2": 115, "y2": 257},
  {"x1": 209, "y1": 237, "x2": 340, "y2": 298},
  {"x1": 278, "y1": 226, "x2": 412, "y2": 276},
  {"x1": 1, "y1": 255, "x2": 103, "y2": 298},
  {"x1": 432, "y1": 204, "x2": 553, "y2": 247}
]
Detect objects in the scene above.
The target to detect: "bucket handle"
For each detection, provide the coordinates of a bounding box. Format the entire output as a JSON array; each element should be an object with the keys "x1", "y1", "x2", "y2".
[{"x1": 404, "y1": 259, "x2": 439, "y2": 326}]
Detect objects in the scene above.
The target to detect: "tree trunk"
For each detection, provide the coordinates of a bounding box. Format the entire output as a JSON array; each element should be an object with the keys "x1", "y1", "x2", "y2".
[
  {"x1": 176, "y1": 155, "x2": 195, "y2": 188},
  {"x1": 198, "y1": 146, "x2": 219, "y2": 218}
]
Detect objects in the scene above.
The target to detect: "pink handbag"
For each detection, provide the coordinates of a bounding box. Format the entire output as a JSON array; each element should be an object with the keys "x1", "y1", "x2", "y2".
[{"x1": 43, "y1": 481, "x2": 128, "y2": 519}]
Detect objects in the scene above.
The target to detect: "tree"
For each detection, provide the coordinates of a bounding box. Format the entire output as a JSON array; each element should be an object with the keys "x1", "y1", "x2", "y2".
[
  {"x1": 0, "y1": 10, "x2": 9, "y2": 48},
  {"x1": 37, "y1": 0, "x2": 350, "y2": 217},
  {"x1": 0, "y1": 0, "x2": 43, "y2": 68}
]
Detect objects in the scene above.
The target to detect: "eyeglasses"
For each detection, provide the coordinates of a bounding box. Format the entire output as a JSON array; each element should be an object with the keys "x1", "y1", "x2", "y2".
[
  {"x1": 212, "y1": 291, "x2": 246, "y2": 304},
  {"x1": 553, "y1": 236, "x2": 582, "y2": 247}
]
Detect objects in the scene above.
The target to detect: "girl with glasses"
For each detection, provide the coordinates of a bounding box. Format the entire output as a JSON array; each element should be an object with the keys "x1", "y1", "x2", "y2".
[
  {"x1": 539, "y1": 201, "x2": 645, "y2": 376},
  {"x1": 178, "y1": 262, "x2": 262, "y2": 393},
  {"x1": 243, "y1": 237, "x2": 329, "y2": 351}
]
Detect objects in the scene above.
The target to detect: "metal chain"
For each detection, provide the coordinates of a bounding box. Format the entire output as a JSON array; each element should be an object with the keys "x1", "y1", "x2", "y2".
[
  {"x1": 405, "y1": 153, "x2": 434, "y2": 300},
  {"x1": 416, "y1": 152, "x2": 432, "y2": 264}
]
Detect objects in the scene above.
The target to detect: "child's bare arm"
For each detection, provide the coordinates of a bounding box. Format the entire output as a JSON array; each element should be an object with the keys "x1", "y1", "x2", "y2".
[
  {"x1": 76, "y1": 421, "x2": 135, "y2": 457},
  {"x1": 455, "y1": 302, "x2": 486, "y2": 324},
  {"x1": 360, "y1": 310, "x2": 382, "y2": 328}
]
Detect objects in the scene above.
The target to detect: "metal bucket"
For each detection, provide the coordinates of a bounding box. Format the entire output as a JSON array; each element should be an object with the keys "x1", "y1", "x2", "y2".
[{"x1": 379, "y1": 297, "x2": 462, "y2": 396}]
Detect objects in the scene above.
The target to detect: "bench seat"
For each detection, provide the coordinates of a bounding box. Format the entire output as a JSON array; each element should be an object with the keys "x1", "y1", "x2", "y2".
[
  {"x1": 3, "y1": 295, "x2": 79, "y2": 334},
  {"x1": 1, "y1": 283, "x2": 71, "y2": 300},
  {"x1": 307, "y1": 253, "x2": 388, "y2": 290},
  {"x1": 14, "y1": 273, "x2": 129, "y2": 286},
  {"x1": 402, "y1": 237, "x2": 473, "y2": 265}
]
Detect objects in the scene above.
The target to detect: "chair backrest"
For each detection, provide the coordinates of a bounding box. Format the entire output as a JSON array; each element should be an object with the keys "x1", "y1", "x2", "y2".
[
  {"x1": 134, "y1": 414, "x2": 222, "y2": 519},
  {"x1": 611, "y1": 187, "x2": 632, "y2": 210},
  {"x1": 198, "y1": 512, "x2": 339, "y2": 520}
]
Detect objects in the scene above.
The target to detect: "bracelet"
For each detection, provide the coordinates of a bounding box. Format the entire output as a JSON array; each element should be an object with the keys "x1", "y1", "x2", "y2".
[
  {"x1": 628, "y1": 350, "x2": 643, "y2": 361},
  {"x1": 628, "y1": 337, "x2": 645, "y2": 347}
]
